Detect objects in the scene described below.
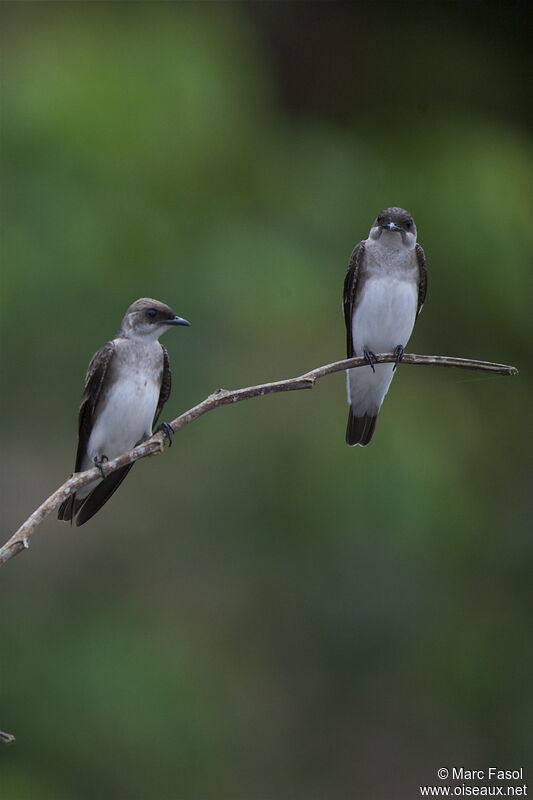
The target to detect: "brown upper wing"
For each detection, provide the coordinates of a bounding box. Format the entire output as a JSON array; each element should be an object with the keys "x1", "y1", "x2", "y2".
[
  {"x1": 415, "y1": 243, "x2": 428, "y2": 315},
  {"x1": 343, "y1": 241, "x2": 366, "y2": 358},
  {"x1": 74, "y1": 341, "x2": 116, "y2": 472},
  {"x1": 153, "y1": 345, "x2": 171, "y2": 428}
]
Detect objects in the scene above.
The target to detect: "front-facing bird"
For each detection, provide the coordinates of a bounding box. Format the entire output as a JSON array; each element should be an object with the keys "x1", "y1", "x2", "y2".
[
  {"x1": 58, "y1": 298, "x2": 191, "y2": 525},
  {"x1": 344, "y1": 207, "x2": 427, "y2": 446}
]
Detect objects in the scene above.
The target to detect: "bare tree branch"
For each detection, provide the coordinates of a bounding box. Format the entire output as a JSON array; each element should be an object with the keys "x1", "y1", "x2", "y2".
[{"x1": 0, "y1": 352, "x2": 517, "y2": 567}]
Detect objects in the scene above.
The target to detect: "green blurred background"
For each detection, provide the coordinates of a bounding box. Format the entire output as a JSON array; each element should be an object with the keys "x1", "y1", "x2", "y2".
[{"x1": 1, "y1": 2, "x2": 531, "y2": 798}]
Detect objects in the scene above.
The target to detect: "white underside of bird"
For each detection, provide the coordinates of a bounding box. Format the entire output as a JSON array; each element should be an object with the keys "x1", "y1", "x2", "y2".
[
  {"x1": 346, "y1": 235, "x2": 418, "y2": 417},
  {"x1": 77, "y1": 340, "x2": 162, "y2": 499}
]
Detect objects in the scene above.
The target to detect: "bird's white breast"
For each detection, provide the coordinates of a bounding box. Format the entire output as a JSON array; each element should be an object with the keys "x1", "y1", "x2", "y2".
[
  {"x1": 84, "y1": 341, "x2": 162, "y2": 467},
  {"x1": 88, "y1": 374, "x2": 160, "y2": 459},
  {"x1": 352, "y1": 275, "x2": 418, "y2": 354},
  {"x1": 351, "y1": 235, "x2": 419, "y2": 353},
  {"x1": 346, "y1": 234, "x2": 419, "y2": 416}
]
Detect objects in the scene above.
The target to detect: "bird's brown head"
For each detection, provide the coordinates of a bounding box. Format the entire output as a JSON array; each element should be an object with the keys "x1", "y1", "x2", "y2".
[
  {"x1": 370, "y1": 207, "x2": 417, "y2": 245},
  {"x1": 119, "y1": 298, "x2": 191, "y2": 339}
]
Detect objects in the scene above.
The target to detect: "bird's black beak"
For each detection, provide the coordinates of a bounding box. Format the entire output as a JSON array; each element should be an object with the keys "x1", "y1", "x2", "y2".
[
  {"x1": 166, "y1": 316, "x2": 191, "y2": 327},
  {"x1": 380, "y1": 222, "x2": 403, "y2": 233}
]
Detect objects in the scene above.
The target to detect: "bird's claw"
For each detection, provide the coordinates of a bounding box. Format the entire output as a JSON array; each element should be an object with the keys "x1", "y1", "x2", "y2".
[
  {"x1": 93, "y1": 455, "x2": 109, "y2": 479},
  {"x1": 393, "y1": 345, "x2": 404, "y2": 371},
  {"x1": 363, "y1": 347, "x2": 377, "y2": 373},
  {"x1": 157, "y1": 422, "x2": 174, "y2": 447}
]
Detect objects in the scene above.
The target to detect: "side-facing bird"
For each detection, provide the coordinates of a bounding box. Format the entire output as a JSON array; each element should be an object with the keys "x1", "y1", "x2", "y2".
[
  {"x1": 58, "y1": 297, "x2": 190, "y2": 525},
  {"x1": 343, "y1": 207, "x2": 427, "y2": 446}
]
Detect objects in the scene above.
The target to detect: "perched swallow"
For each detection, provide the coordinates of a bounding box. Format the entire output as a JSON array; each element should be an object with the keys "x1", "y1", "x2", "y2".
[
  {"x1": 58, "y1": 298, "x2": 190, "y2": 525},
  {"x1": 344, "y1": 207, "x2": 427, "y2": 445}
]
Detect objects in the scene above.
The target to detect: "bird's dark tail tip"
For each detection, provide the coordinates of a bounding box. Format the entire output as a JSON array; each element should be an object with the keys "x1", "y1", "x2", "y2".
[
  {"x1": 346, "y1": 409, "x2": 377, "y2": 446},
  {"x1": 58, "y1": 494, "x2": 77, "y2": 522}
]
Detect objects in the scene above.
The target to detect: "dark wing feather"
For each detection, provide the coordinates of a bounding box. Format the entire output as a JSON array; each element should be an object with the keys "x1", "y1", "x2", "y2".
[
  {"x1": 59, "y1": 341, "x2": 116, "y2": 523},
  {"x1": 74, "y1": 341, "x2": 115, "y2": 472},
  {"x1": 57, "y1": 493, "x2": 84, "y2": 522},
  {"x1": 415, "y1": 243, "x2": 428, "y2": 316},
  {"x1": 343, "y1": 241, "x2": 365, "y2": 357},
  {"x1": 74, "y1": 464, "x2": 134, "y2": 526},
  {"x1": 153, "y1": 345, "x2": 171, "y2": 428}
]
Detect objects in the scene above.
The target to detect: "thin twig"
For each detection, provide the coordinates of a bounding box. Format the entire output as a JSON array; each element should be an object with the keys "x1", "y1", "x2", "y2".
[{"x1": 0, "y1": 352, "x2": 517, "y2": 567}]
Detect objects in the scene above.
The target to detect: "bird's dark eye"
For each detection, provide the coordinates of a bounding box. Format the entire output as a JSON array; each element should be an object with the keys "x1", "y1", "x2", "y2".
[
  {"x1": 377, "y1": 216, "x2": 383, "y2": 224},
  {"x1": 405, "y1": 220, "x2": 412, "y2": 229},
  {"x1": 147, "y1": 308, "x2": 157, "y2": 319}
]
